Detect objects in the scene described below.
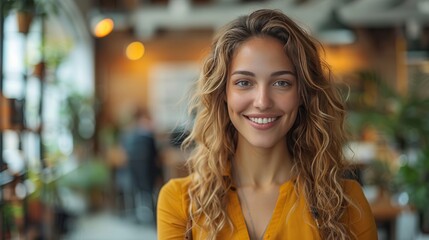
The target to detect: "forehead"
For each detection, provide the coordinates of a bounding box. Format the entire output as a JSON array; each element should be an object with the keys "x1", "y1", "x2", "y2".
[{"x1": 230, "y1": 36, "x2": 294, "y2": 72}]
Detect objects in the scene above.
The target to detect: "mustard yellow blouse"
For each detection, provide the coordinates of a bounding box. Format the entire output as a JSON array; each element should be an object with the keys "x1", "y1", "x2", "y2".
[{"x1": 157, "y1": 176, "x2": 377, "y2": 240}]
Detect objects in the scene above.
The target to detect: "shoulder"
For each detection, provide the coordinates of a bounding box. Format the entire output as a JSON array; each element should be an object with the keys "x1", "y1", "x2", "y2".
[
  {"x1": 158, "y1": 176, "x2": 192, "y2": 216},
  {"x1": 343, "y1": 179, "x2": 363, "y2": 195},
  {"x1": 157, "y1": 176, "x2": 192, "y2": 239},
  {"x1": 157, "y1": 176, "x2": 192, "y2": 223},
  {"x1": 343, "y1": 179, "x2": 370, "y2": 207},
  {"x1": 342, "y1": 179, "x2": 378, "y2": 239},
  {"x1": 160, "y1": 175, "x2": 192, "y2": 196},
  {"x1": 342, "y1": 179, "x2": 370, "y2": 213}
]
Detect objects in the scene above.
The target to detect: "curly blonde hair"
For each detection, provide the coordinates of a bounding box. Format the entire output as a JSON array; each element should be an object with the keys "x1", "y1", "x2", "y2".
[{"x1": 183, "y1": 9, "x2": 354, "y2": 239}]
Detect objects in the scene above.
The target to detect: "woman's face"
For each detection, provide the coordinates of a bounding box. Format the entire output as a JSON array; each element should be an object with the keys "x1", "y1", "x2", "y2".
[{"x1": 226, "y1": 36, "x2": 300, "y2": 149}]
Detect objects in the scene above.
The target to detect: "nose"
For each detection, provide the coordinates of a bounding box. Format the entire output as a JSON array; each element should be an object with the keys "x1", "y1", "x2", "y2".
[{"x1": 253, "y1": 86, "x2": 273, "y2": 110}]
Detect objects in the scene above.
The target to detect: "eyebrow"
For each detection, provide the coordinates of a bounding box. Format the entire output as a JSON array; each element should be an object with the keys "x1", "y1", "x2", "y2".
[{"x1": 231, "y1": 70, "x2": 296, "y2": 77}]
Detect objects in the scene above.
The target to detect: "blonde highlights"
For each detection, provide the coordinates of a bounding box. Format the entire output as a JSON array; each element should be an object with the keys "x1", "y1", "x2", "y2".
[{"x1": 183, "y1": 9, "x2": 355, "y2": 239}]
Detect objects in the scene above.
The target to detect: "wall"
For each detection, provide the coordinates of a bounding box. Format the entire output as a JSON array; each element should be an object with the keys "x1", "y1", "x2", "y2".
[{"x1": 95, "y1": 29, "x2": 213, "y2": 131}]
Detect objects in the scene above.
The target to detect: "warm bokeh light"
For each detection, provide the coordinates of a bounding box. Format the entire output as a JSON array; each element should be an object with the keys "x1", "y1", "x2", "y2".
[
  {"x1": 126, "y1": 41, "x2": 145, "y2": 60},
  {"x1": 93, "y1": 18, "x2": 114, "y2": 38}
]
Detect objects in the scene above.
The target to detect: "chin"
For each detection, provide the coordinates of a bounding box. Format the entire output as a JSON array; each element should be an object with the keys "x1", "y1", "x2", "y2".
[{"x1": 246, "y1": 139, "x2": 280, "y2": 149}]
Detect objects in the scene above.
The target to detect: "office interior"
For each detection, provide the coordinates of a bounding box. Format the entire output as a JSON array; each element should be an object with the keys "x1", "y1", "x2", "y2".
[{"x1": 0, "y1": 0, "x2": 429, "y2": 239}]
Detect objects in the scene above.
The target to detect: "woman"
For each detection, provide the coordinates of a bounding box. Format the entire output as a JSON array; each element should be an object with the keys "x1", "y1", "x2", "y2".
[{"x1": 157, "y1": 9, "x2": 377, "y2": 240}]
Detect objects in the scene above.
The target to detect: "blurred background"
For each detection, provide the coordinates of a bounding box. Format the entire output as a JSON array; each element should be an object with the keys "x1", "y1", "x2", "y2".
[{"x1": 1, "y1": 0, "x2": 429, "y2": 239}]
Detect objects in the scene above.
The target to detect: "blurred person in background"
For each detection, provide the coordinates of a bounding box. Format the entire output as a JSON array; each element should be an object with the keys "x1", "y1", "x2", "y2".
[
  {"x1": 157, "y1": 9, "x2": 377, "y2": 240},
  {"x1": 120, "y1": 107, "x2": 160, "y2": 223}
]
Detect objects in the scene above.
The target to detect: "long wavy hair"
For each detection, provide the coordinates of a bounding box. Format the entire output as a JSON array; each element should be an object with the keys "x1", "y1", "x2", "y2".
[{"x1": 183, "y1": 9, "x2": 354, "y2": 240}]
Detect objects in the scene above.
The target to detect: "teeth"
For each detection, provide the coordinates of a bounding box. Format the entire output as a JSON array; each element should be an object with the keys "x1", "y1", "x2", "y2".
[{"x1": 249, "y1": 117, "x2": 277, "y2": 124}]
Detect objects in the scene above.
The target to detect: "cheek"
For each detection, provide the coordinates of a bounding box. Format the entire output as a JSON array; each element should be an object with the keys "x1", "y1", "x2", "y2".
[
  {"x1": 279, "y1": 93, "x2": 300, "y2": 110},
  {"x1": 226, "y1": 91, "x2": 247, "y2": 113},
  {"x1": 288, "y1": 100, "x2": 301, "y2": 112}
]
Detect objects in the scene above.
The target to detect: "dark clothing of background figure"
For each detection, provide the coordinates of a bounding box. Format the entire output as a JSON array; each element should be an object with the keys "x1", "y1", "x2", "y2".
[
  {"x1": 122, "y1": 128, "x2": 158, "y2": 193},
  {"x1": 119, "y1": 127, "x2": 159, "y2": 223}
]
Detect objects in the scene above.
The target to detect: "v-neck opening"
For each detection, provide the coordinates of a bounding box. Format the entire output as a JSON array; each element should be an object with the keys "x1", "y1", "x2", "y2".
[{"x1": 229, "y1": 180, "x2": 294, "y2": 239}]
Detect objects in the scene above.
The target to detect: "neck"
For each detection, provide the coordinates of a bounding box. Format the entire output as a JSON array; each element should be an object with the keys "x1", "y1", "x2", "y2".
[{"x1": 233, "y1": 141, "x2": 293, "y2": 187}]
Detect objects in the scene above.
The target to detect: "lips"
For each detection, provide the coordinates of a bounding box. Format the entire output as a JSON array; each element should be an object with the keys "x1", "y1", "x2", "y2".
[{"x1": 245, "y1": 115, "x2": 280, "y2": 125}]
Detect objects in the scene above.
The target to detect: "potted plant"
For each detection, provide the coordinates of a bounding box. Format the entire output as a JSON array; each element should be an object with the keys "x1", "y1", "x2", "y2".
[
  {"x1": 346, "y1": 70, "x2": 429, "y2": 234},
  {"x1": 397, "y1": 148, "x2": 429, "y2": 234},
  {"x1": 12, "y1": 0, "x2": 36, "y2": 34},
  {"x1": 8, "y1": 0, "x2": 58, "y2": 34}
]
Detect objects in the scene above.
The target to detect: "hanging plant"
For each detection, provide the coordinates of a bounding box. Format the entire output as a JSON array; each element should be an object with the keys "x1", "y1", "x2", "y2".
[
  {"x1": 15, "y1": 0, "x2": 36, "y2": 34},
  {"x1": 10, "y1": 0, "x2": 59, "y2": 34}
]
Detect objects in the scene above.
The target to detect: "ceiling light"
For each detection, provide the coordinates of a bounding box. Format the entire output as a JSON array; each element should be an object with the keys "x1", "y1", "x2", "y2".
[
  {"x1": 92, "y1": 17, "x2": 114, "y2": 38},
  {"x1": 317, "y1": 10, "x2": 356, "y2": 45},
  {"x1": 126, "y1": 41, "x2": 145, "y2": 60}
]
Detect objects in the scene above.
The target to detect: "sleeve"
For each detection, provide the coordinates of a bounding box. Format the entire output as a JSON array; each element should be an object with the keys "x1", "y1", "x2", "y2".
[
  {"x1": 344, "y1": 180, "x2": 378, "y2": 240},
  {"x1": 157, "y1": 178, "x2": 189, "y2": 240}
]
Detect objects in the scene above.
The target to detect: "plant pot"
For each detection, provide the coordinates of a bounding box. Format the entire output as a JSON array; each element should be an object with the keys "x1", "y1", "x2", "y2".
[
  {"x1": 27, "y1": 199, "x2": 44, "y2": 223},
  {"x1": 0, "y1": 94, "x2": 11, "y2": 130},
  {"x1": 17, "y1": 11, "x2": 34, "y2": 34},
  {"x1": 33, "y1": 61, "x2": 46, "y2": 79}
]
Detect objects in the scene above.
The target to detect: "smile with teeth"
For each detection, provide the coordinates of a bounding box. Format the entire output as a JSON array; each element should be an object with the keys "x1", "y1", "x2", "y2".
[{"x1": 248, "y1": 117, "x2": 278, "y2": 124}]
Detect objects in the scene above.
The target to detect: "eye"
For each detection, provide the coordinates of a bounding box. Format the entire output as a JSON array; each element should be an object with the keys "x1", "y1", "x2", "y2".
[
  {"x1": 273, "y1": 80, "x2": 291, "y2": 87},
  {"x1": 235, "y1": 80, "x2": 252, "y2": 87}
]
